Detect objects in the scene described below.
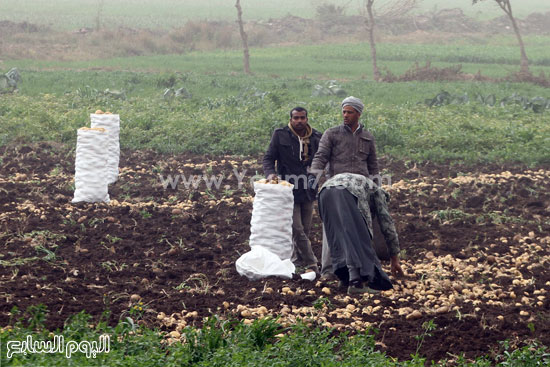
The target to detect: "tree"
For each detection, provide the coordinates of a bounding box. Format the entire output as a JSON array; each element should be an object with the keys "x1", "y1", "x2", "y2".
[
  {"x1": 235, "y1": 0, "x2": 251, "y2": 74},
  {"x1": 364, "y1": 1, "x2": 380, "y2": 81},
  {"x1": 363, "y1": 0, "x2": 417, "y2": 82},
  {"x1": 95, "y1": 0, "x2": 105, "y2": 31},
  {"x1": 473, "y1": 0, "x2": 529, "y2": 74}
]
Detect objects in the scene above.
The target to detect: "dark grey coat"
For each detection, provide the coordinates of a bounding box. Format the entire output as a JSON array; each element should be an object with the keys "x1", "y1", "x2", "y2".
[{"x1": 263, "y1": 126, "x2": 322, "y2": 203}]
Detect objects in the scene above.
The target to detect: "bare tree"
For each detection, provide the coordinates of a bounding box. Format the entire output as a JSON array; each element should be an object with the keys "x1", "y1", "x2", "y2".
[
  {"x1": 235, "y1": 0, "x2": 251, "y2": 74},
  {"x1": 363, "y1": 0, "x2": 417, "y2": 82},
  {"x1": 95, "y1": 0, "x2": 105, "y2": 31},
  {"x1": 364, "y1": 1, "x2": 380, "y2": 81},
  {"x1": 473, "y1": 0, "x2": 529, "y2": 74},
  {"x1": 375, "y1": 0, "x2": 417, "y2": 19}
]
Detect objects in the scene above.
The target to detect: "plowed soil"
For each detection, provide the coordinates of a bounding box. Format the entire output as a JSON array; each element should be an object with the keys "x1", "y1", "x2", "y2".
[{"x1": 1, "y1": 142, "x2": 549, "y2": 363}]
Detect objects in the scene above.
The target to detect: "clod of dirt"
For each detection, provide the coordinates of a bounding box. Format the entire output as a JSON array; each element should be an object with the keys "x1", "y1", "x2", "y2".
[
  {"x1": 105, "y1": 216, "x2": 118, "y2": 223},
  {"x1": 14, "y1": 173, "x2": 27, "y2": 181},
  {"x1": 166, "y1": 247, "x2": 179, "y2": 256}
]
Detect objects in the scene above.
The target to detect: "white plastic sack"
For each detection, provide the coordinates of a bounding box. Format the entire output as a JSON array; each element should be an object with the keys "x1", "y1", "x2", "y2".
[
  {"x1": 300, "y1": 271, "x2": 316, "y2": 281},
  {"x1": 72, "y1": 127, "x2": 110, "y2": 203},
  {"x1": 249, "y1": 181, "x2": 294, "y2": 260},
  {"x1": 235, "y1": 246, "x2": 295, "y2": 280},
  {"x1": 90, "y1": 113, "x2": 120, "y2": 184}
]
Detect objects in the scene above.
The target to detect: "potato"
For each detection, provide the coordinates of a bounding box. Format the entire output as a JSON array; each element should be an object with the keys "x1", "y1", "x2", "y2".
[
  {"x1": 169, "y1": 331, "x2": 180, "y2": 339},
  {"x1": 345, "y1": 304, "x2": 356, "y2": 312},
  {"x1": 130, "y1": 294, "x2": 141, "y2": 302},
  {"x1": 241, "y1": 310, "x2": 251, "y2": 317},
  {"x1": 406, "y1": 310, "x2": 422, "y2": 320}
]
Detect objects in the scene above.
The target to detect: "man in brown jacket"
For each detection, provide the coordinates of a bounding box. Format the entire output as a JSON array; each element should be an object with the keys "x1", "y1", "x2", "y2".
[
  {"x1": 310, "y1": 96, "x2": 380, "y2": 279},
  {"x1": 311, "y1": 96, "x2": 379, "y2": 178}
]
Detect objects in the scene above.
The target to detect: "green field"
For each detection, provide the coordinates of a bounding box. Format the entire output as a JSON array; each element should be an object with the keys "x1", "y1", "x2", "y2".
[
  {"x1": 1, "y1": 0, "x2": 549, "y2": 30},
  {"x1": 2, "y1": 44, "x2": 550, "y2": 165},
  {"x1": 1, "y1": 4, "x2": 550, "y2": 365},
  {"x1": 4, "y1": 38, "x2": 550, "y2": 78},
  {"x1": 2, "y1": 34, "x2": 549, "y2": 165}
]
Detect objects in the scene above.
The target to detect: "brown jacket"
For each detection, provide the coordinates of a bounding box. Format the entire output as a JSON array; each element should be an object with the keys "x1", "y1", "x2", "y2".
[{"x1": 311, "y1": 124, "x2": 379, "y2": 178}]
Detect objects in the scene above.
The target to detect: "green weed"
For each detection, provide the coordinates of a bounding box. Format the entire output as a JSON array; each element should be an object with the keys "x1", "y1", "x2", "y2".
[
  {"x1": 413, "y1": 319, "x2": 438, "y2": 357},
  {"x1": 430, "y1": 208, "x2": 472, "y2": 223},
  {"x1": 139, "y1": 210, "x2": 152, "y2": 219},
  {"x1": 1, "y1": 309, "x2": 547, "y2": 366}
]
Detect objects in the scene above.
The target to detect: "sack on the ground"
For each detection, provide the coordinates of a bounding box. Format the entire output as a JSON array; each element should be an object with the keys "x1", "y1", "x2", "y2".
[
  {"x1": 249, "y1": 180, "x2": 294, "y2": 260},
  {"x1": 236, "y1": 179, "x2": 295, "y2": 280},
  {"x1": 235, "y1": 246, "x2": 295, "y2": 280},
  {"x1": 90, "y1": 113, "x2": 120, "y2": 184},
  {"x1": 72, "y1": 127, "x2": 110, "y2": 203}
]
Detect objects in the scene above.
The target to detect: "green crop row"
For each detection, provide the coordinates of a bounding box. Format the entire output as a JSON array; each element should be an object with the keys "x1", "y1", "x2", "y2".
[
  {"x1": 1, "y1": 77, "x2": 549, "y2": 165},
  {"x1": 9, "y1": 68, "x2": 549, "y2": 101},
  {"x1": 2, "y1": 307, "x2": 548, "y2": 366},
  {"x1": 310, "y1": 41, "x2": 550, "y2": 67},
  {"x1": 4, "y1": 40, "x2": 550, "y2": 81}
]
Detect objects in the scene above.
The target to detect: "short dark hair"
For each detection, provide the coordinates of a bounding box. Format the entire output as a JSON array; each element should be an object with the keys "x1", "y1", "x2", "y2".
[{"x1": 290, "y1": 107, "x2": 308, "y2": 118}]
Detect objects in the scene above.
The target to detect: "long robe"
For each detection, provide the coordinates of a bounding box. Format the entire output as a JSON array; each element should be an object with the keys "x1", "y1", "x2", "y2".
[{"x1": 319, "y1": 186, "x2": 393, "y2": 290}]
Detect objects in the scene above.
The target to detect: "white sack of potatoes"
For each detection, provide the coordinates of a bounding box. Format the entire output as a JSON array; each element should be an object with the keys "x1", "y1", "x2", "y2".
[
  {"x1": 235, "y1": 246, "x2": 295, "y2": 280},
  {"x1": 248, "y1": 181, "x2": 294, "y2": 260},
  {"x1": 72, "y1": 127, "x2": 110, "y2": 203},
  {"x1": 90, "y1": 113, "x2": 120, "y2": 184}
]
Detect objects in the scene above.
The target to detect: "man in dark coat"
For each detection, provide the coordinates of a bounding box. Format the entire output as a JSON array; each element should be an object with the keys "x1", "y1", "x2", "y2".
[{"x1": 263, "y1": 107, "x2": 322, "y2": 273}]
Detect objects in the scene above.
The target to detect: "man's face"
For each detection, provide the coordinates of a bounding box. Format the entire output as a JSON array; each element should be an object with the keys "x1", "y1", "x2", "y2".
[
  {"x1": 342, "y1": 106, "x2": 360, "y2": 128},
  {"x1": 290, "y1": 110, "x2": 308, "y2": 132}
]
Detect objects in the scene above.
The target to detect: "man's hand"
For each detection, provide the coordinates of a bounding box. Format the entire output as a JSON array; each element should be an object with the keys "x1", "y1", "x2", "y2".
[
  {"x1": 390, "y1": 255, "x2": 405, "y2": 277},
  {"x1": 267, "y1": 174, "x2": 277, "y2": 181},
  {"x1": 307, "y1": 166, "x2": 323, "y2": 175}
]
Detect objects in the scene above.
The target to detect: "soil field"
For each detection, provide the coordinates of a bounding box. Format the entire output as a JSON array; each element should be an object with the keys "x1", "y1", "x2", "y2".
[{"x1": 0, "y1": 142, "x2": 549, "y2": 363}]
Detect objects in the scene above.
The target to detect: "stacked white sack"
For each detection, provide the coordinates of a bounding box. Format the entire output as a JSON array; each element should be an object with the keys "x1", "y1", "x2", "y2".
[
  {"x1": 90, "y1": 113, "x2": 120, "y2": 184},
  {"x1": 72, "y1": 127, "x2": 110, "y2": 203},
  {"x1": 236, "y1": 181, "x2": 295, "y2": 280},
  {"x1": 248, "y1": 181, "x2": 294, "y2": 260}
]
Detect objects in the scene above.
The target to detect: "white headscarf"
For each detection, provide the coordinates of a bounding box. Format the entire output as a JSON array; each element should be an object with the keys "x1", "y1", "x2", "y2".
[{"x1": 342, "y1": 96, "x2": 364, "y2": 114}]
